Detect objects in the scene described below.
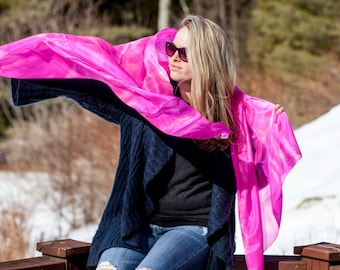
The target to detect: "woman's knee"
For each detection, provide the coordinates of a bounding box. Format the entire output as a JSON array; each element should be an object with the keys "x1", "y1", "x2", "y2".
[
  {"x1": 96, "y1": 262, "x2": 152, "y2": 270},
  {"x1": 96, "y1": 261, "x2": 117, "y2": 270}
]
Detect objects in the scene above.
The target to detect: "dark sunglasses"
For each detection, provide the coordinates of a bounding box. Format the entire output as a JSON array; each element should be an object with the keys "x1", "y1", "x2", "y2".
[{"x1": 165, "y1": 42, "x2": 188, "y2": 62}]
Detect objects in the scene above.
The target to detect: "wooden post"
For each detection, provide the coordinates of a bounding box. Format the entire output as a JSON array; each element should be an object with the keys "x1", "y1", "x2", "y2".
[
  {"x1": 294, "y1": 243, "x2": 340, "y2": 270},
  {"x1": 37, "y1": 239, "x2": 90, "y2": 270}
]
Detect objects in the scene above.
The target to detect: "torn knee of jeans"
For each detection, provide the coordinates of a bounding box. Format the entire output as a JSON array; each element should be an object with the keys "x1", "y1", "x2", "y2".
[
  {"x1": 96, "y1": 261, "x2": 117, "y2": 270},
  {"x1": 136, "y1": 268, "x2": 151, "y2": 270}
]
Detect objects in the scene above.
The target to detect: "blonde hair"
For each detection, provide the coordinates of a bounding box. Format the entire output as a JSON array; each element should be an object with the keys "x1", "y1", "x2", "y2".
[{"x1": 179, "y1": 15, "x2": 237, "y2": 149}]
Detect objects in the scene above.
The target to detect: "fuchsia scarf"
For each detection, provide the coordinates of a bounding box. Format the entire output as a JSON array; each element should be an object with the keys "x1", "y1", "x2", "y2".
[{"x1": 0, "y1": 29, "x2": 301, "y2": 269}]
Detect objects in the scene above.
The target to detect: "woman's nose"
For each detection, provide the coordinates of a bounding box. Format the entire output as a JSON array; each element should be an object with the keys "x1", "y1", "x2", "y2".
[{"x1": 171, "y1": 51, "x2": 181, "y2": 62}]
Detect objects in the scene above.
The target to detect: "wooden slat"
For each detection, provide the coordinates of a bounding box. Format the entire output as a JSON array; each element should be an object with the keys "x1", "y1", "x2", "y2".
[
  {"x1": 0, "y1": 256, "x2": 65, "y2": 270},
  {"x1": 233, "y1": 254, "x2": 301, "y2": 270},
  {"x1": 279, "y1": 260, "x2": 307, "y2": 270}
]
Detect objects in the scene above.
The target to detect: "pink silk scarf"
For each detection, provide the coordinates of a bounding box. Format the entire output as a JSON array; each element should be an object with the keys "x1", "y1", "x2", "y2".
[{"x1": 0, "y1": 29, "x2": 301, "y2": 270}]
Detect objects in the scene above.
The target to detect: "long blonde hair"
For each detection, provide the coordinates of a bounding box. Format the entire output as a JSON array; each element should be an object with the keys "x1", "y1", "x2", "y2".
[{"x1": 179, "y1": 15, "x2": 236, "y2": 149}]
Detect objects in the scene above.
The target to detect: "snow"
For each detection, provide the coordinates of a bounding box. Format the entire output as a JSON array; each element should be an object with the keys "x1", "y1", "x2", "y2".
[{"x1": 1, "y1": 105, "x2": 340, "y2": 257}]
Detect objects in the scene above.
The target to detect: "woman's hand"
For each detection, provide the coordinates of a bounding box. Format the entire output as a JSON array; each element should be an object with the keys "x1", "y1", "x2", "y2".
[{"x1": 275, "y1": 104, "x2": 285, "y2": 115}]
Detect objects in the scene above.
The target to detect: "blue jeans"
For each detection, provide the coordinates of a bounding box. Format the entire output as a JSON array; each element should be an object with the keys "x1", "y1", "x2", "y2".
[{"x1": 97, "y1": 224, "x2": 209, "y2": 270}]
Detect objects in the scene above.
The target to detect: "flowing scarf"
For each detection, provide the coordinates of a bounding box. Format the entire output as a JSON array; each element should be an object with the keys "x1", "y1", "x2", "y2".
[{"x1": 0, "y1": 29, "x2": 301, "y2": 269}]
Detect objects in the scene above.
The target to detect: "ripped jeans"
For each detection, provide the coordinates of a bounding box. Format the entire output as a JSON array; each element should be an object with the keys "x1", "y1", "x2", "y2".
[{"x1": 96, "y1": 224, "x2": 209, "y2": 270}]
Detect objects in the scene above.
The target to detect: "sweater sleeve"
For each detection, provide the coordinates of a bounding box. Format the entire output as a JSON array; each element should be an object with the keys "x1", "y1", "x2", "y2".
[{"x1": 11, "y1": 78, "x2": 133, "y2": 124}]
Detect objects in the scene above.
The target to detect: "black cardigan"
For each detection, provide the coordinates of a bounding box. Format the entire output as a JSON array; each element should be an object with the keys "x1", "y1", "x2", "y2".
[{"x1": 11, "y1": 78, "x2": 236, "y2": 270}]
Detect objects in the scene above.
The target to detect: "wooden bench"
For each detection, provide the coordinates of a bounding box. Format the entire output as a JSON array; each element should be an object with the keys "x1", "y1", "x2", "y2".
[{"x1": 0, "y1": 240, "x2": 339, "y2": 270}]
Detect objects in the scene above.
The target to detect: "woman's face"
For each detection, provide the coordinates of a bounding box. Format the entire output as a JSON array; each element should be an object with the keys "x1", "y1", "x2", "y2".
[{"x1": 168, "y1": 27, "x2": 192, "y2": 85}]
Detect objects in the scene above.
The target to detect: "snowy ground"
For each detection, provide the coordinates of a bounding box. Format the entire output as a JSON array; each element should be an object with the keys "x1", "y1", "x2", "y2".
[{"x1": 1, "y1": 105, "x2": 339, "y2": 256}]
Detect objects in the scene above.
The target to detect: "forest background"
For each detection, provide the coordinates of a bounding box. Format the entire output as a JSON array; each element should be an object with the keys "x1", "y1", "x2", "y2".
[{"x1": 0, "y1": 0, "x2": 339, "y2": 262}]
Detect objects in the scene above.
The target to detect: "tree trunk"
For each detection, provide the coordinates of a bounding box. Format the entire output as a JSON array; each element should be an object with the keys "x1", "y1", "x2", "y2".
[{"x1": 158, "y1": 0, "x2": 170, "y2": 30}]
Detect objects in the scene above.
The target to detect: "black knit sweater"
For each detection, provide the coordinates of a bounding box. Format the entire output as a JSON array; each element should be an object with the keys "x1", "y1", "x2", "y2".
[{"x1": 11, "y1": 78, "x2": 236, "y2": 270}]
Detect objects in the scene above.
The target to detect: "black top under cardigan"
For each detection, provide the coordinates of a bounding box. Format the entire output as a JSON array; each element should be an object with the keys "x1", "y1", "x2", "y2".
[{"x1": 10, "y1": 78, "x2": 236, "y2": 270}]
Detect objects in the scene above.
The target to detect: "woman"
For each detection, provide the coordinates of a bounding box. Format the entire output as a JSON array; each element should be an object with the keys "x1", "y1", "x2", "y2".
[{"x1": 0, "y1": 15, "x2": 301, "y2": 270}]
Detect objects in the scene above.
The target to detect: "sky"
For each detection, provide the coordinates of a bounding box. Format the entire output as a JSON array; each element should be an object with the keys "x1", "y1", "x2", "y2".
[{"x1": 1, "y1": 104, "x2": 339, "y2": 257}]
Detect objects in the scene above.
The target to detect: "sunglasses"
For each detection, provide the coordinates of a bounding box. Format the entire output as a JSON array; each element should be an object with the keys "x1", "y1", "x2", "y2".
[{"x1": 165, "y1": 42, "x2": 188, "y2": 62}]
